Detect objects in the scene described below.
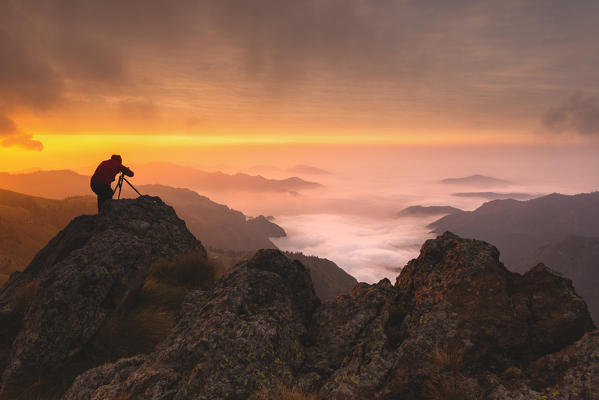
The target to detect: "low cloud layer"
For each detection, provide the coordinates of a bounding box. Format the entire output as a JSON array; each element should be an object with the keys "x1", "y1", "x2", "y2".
[{"x1": 542, "y1": 94, "x2": 599, "y2": 137}]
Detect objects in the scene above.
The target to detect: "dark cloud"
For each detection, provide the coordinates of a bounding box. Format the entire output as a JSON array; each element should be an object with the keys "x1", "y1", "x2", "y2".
[
  {"x1": 2, "y1": 0, "x2": 599, "y2": 138},
  {"x1": 0, "y1": 114, "x2": 43, "y2": 151},
  {"x1": 542, "y1": 94, "x2": 599, "y2": 136}
]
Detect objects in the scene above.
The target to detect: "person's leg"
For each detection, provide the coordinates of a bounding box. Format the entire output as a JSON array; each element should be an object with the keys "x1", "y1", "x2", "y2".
[
  {"x1": 91, "y1": 183, "x2": 101, "y2": 212},
  {"x1": 97, "y1": 184, "x2": 114, "y2": 211}
]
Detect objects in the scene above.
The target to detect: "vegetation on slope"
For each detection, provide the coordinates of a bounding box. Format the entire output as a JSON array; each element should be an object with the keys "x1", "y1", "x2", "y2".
[
  {"x1": 1, "y1": 251, "x2": 216, "y2": 400},
  {"x1": 0, "y1": 189, "x2": 95, "y2": 273}
]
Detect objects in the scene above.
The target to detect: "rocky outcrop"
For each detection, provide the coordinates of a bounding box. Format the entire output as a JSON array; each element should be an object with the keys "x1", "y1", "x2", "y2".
[
  {"x1": 61, "y1": 232, "x2": 596, "y2": 399},
  {"x1": 388, "y1": 233, "x2": 594, "y2": 398},
  {"x1": 490, "y1": 330, "x2": 599, "y2": 399},
  {"x1": 0, "y1": 196, "x2": 205, "y2": 398}
]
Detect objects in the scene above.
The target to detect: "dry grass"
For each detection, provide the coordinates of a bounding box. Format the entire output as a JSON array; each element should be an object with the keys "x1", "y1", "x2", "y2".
[
  {"x1": 149, "y1": 251, "x2": 216, "y2": 290},
  {"x1": 432, "y1": 345, "x2": 465, "y2": 373},
  {"x1": 389, "y1": 344, "x2": 472, "y2": 400},
  {"x1": 423, "y1": 374, "x2": 467, "y2": 400},
  {"x1": 88, "y1": 251, "x2": 216, "y2": 363},
  {"x1": 254, "y1": 382, "x2": 317, "y2": 400},
  {"x1": 423, "y1": 345, "x2": 471, "y2": 400}
]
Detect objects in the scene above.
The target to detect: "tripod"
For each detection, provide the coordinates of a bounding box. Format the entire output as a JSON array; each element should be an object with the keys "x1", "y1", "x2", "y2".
[{"x1": 113, "y1": 173, "x2": 142, "y2": 199}]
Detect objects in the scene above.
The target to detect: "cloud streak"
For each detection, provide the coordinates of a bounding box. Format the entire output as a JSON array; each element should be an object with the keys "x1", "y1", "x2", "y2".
[
  {"x1": 542, "y1": 94, "x2": 599, "y2": 137},
  {"x1": 0, "y1": 114, "x2": 43, "y2": 151}
]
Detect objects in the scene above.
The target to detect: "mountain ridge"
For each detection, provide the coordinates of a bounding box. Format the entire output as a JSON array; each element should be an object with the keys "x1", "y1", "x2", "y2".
[{"x1": 0, "y1": 166, "x2": 322, "y2": 200}]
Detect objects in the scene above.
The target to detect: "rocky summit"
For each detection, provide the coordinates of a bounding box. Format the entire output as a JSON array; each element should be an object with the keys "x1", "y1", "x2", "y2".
[
  {"x1": 0, "y1": 196, "x2": 205, "y2": 398},
  {"x1": 0, "y1": 197, "x2": 597, "y2": 400}
]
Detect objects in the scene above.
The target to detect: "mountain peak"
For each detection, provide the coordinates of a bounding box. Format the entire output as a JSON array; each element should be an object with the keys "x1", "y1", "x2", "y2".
[{"x1": 0, "y1": 195, "x2": 205, "y2": 397}]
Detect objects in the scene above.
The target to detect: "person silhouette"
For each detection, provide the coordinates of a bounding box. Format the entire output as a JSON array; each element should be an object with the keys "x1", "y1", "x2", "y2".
[{"x1": 90, "y1": 155, "x2": 134, "y2": 211}]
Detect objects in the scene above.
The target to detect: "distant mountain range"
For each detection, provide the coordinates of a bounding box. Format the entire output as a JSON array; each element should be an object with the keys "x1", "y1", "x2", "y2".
[
  {"x1": 285, "y1": 252, "x2": 357, "y2": 300},
  {"x1": 452, "y1": 191, "x2": 536, "y2": 200},
  {"x1": 441, "y1": 174, "x2": 510, "y2": 186},
  {"x1": 429, "y1": 192, "x2": 599, "y2": 265},
  {"x1": 131, "y1": 162, "x2": 323, "y2": 193},
  {"x1": 0, "y1": 165, "x2": 321, "y2": 200},
  {"x1": 397, "y1": 205, "x2": 462, "y2": 217}
]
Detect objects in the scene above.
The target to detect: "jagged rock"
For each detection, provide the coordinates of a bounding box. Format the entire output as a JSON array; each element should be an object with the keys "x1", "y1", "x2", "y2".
[
  {"x1": 308, "y1": 278, "x2": 398, "y2": 398},
  {"x1": 64, "y1": 250, "x2": 319, "y2": 400},
  {"x1": 489, "y1": 330, "x2": 599, "y2": 399},
  {"x1": 64, "y1": 232, "x2": 596, "y2": 400},
  {"x1": 4, "y1": 222, "x2": 596, "y2": 399},
  {"x1": 388, "y1": 232, "x2": 594, "y2": 399},
  {"x1": 0, "y1": 196, "x2": 205, "y2": 397}
]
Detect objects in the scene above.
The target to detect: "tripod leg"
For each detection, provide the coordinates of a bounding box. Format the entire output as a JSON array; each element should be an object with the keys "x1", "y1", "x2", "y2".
[
  {"x1": 123, "y1": 177, "x2": 143, "y2": 197},
  {"x1": 114, "y1": 175, "x2": 124, "y2": 199}
]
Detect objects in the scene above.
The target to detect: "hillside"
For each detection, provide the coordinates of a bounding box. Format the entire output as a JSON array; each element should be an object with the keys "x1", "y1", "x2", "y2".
[
  {"x1": 285, "y1": 252, "x2": 357, "y2": 300},
  {"x1": 0, "y1": 187, "x2": 288, "y2": 273},
  {"x1": 429, "y1": 192, "x2": 599, "y2": 266},
  {"x1": 0, "y1": 189, "x2": 95, "y2": 273},
  {"x1": 136, "y1": 184, "x2": 285, "y2": 251},
  {"x1": 1, "y1": 212, "x2": 596, "y2": 399},
  {"x1": 0, "y1": 170, "x2": 90, "y2": 199}
]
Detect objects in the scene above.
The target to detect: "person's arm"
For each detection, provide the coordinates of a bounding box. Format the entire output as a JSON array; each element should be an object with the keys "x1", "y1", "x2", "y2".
[{"x1": 120, "y1": 165, "x2": 134, "y2": 177}]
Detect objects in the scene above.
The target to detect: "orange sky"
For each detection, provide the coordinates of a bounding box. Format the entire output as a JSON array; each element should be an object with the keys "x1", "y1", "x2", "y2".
[{"x1": 1, "y1": 1, "x2": 598, "y2": 169}]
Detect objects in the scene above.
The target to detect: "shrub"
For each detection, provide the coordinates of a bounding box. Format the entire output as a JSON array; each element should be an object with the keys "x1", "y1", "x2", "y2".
[
  {"x1": 423, "y1": 373, "x2": 467, "y2": 400},
  {"x1": 149, "y1": 251, "x2": 216, "y2": 289},
  {"x1": 88, "y1": 251, "x2": 217, "y2": 363}
]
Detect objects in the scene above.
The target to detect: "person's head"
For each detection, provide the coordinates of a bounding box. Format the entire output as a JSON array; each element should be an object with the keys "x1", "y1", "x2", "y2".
[{"x1": 111, "y1": 154, "x2": 122, "y2": 163}]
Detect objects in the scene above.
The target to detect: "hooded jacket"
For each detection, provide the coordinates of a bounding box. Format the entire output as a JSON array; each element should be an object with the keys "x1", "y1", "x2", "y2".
[{"x1": 91, "y1": 155, "x2": 134, "y2": 185}]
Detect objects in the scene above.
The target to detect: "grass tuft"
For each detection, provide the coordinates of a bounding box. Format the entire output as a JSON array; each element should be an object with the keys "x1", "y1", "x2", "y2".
[
  {"x1": 254, "y1": 382, "x2": 317, "y2": 400},
  {"x1": 89, "y1": 251, "x2": 217, "y2": 363},
  {"x1": 149, "y1": 251, "x2": 216, "y2": 289}
]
